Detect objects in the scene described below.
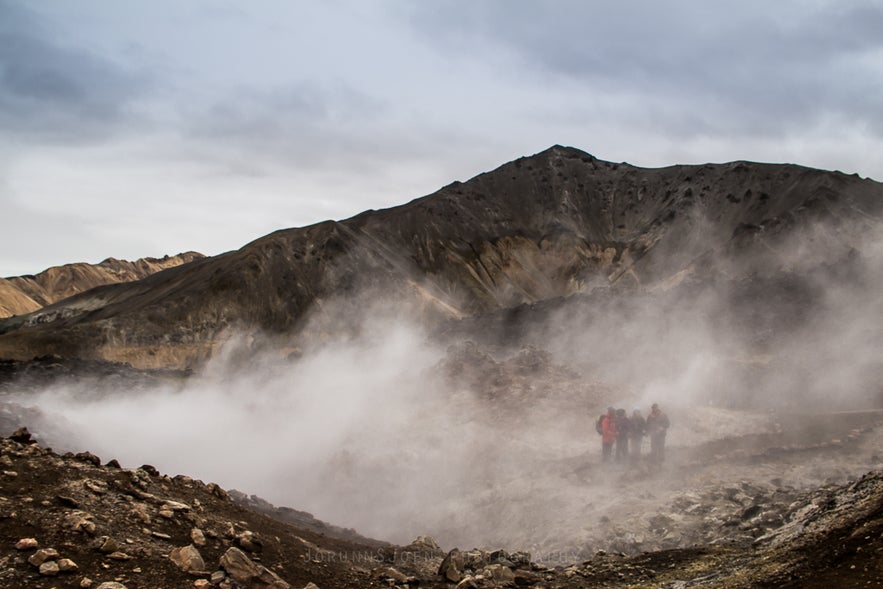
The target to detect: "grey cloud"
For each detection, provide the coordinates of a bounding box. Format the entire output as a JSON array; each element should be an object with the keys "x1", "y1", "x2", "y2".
[
  {"x1": 178, "y1": 80, "x2": 472, "y2": 179},
  {"x1": 406, "y1": 1, "x2": 883, "y2": 138},
  {"x1": 0, "y1": 0, "x2": 148, "y2": 144}
]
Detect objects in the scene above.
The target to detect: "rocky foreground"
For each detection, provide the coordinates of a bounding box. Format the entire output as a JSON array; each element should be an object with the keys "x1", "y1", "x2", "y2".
[{"x1": 1, "y1": 428, "x2": 881, "y2": 589}]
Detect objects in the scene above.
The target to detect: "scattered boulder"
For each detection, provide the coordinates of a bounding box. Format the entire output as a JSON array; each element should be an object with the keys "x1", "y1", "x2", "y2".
[
  {"x1": 58, "y1": 557, "x2": 79, "y2": 572},
  {"x1": 75, "y1": 451, "x2": 101, "y2": 466},
  {"x1": 191, "y1": 527, "x2": 207, "y2": 546},
  {"x1": 438, "y1": 548, "x2": 464, "y2": 583},
  {"x1": 39, "y1": 560, "x2": 60, "y2": 576},
  {"x1": 140, "y1": 464, "x2": 160, "y2": 476},
  {"x1": 481, "y1": 563, "x2": 515, "y2": 583},
  {"x1": 97, "y1": 536, "x2": 119, "y2": 553},
  {"x1": 219, "y1": 546, "x2": 290, "y2": 589},
  {"x1": 237, "y1": 530, "x2": 262, "y2": 551},
  {"x1": 170, "y1": 544, "x2": 206, "y2": 574},
  {"x1": 64, "y1": 510, "x2": 97, "y2": 535},
  {"x1": 513, "y1": 570, "x2": 542, "y2": 586},
  {"x1": 406, "y1": 535, "x2": 443, "y2": 555},
  {"x1": 28, "y1": 547, "x2": 59, "y2": 566},
  {"x1": 164, "y1": 499, "x2": 191, "y2": 511},
  {"x1": 15, "y1": 537, "x2": 38, "y2": 550},
  {"x1": 10, "y1": 426, "x2": 34, "y2": 443}
]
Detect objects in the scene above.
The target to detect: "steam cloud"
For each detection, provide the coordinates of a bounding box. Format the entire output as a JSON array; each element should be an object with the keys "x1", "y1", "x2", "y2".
[{"x1": 6, "y1": 222, "x2": 883, "y2": 558}]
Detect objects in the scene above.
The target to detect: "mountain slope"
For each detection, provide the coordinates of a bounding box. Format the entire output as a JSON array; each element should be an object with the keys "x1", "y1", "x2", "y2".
[
  {"x1": 0, "y1": 146, "x2": 880, "y2": 368},
  {"x1": 0, "y1": 252, "x2": 205, "y2": 318}
]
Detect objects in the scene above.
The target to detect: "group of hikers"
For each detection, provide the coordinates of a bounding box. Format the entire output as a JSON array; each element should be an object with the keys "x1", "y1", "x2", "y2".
[{"x1": 595, "y1": 403, "x2": 670, "y2": 465}]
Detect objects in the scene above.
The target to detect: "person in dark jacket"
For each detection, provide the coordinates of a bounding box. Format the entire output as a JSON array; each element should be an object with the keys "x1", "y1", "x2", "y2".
[
  {"x1": 614, "y1": 408, "x2": 631, "y2": 462},
  {"x1": 646, "y1": 403, "x2": 671, "y2": 464},
  {"x1": 629, "y1": 408, "x2": 646, "y2": 462}
]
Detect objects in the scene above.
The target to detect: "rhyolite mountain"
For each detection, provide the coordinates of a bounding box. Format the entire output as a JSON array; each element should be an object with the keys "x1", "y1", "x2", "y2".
[
  {"x1": 0, "y1": 145, "x2": 880, "y2": 368},
  {"x1": 0, "y1": 252, "x2": 204, "y2": 318}
]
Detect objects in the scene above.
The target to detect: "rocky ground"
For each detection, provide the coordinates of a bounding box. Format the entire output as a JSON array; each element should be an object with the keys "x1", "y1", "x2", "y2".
[
  {"x1": 1, "y1": 425, "x2": 882, "y2": 589},
  {"x1": 2, "y1": 347, "x2": 882, "y2": 587}
]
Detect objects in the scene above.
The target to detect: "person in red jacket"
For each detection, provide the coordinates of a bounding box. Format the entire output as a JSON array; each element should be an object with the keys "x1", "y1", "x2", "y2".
[{"x1": 597, "y1": 406, "x2": 617, "y2": 462}]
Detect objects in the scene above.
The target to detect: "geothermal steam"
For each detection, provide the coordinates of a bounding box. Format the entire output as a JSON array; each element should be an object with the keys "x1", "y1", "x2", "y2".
[{"x1": 8, "y1": 224, "x2": 883, "y2": 557}]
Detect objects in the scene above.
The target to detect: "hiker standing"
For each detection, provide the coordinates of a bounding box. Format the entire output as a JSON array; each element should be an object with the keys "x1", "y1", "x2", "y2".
[
  {"x1": 646, "y1": 403, "x2": 670, "y2": 464},
  {"x1": 597, "y1": 407, "x2": 617, "y2": 462},
  {"x1": 614, "y1": 408, "x2": 631, "y2": 462},
  {"x1": 629, "y1": 408, "x2": 646, "y2": 462}
]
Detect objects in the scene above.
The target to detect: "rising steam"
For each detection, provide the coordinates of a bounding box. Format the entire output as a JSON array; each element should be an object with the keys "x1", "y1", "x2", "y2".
[{"x1": 5, "y1": 219, "x2": 882, "y2": 559}]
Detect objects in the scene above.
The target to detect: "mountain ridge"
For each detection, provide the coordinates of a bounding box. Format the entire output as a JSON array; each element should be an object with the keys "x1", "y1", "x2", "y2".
[
  {"x1": 0, "y1": 146, "x2": 880, "y2": 368},
  {"x1": 0, "y1": 252, "x2": 205, "y2": 319}
]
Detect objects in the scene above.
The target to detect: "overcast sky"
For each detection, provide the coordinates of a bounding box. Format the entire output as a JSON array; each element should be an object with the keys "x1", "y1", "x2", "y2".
[{"x1": 2, "y1": 0, "x2": 881, "y2": 276}]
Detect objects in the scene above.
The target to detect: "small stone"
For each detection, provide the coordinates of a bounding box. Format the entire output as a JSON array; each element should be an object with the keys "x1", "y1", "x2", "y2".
[
  {"x1": 39, "y1": 560, "x2": 60, "y2": 576},
  {"x1": 237, "y1": 530, "x2": 261, "y2": 551},
  {"x1": 3, "y1": 470, "x2": 18, "y2": 478},
  {"x1": 303, "y1": 584, "x2": 320, "y2": 589},
  {"x1": 15, "y1": 537, "x2": 38, "y2": 550},
  {"x1": 29, "y1": 547, "x2": 60, "y2": 566},
  {"x1": 0, "y1": 455, "x2": 12, "y2": 467},
  {"x1": 164, "y1": 500, "x2": 191, "y2": 511},
  {"x1": 379, "y1": 567, "x2": 408, "y2": 583},
  {"x1": 96, "y1": 583, "x2": 128, "y2": 589},
  {"x1": 58, "y1": 558, "x2": 79, "y2": 572},
  {"x1": 80, "y1": 577, "x2": 94, "y2": 588},
  {"x1": 65, "y1": 511, "x2": 97, "y2": 535},
  {"x1": 10, "y1": 427, "x2": 34, "y2": 443},
  {"x1": 85, "y1": 479, "x2": 108, "y2": 495},
  {"x1": 514, "y1": 570, "x2": 541, "y2": 586},
  {"x1": 75, "y1": 451, "x2": 101, "y2": 466},
  {"x1": 57, "y1": 494, "x2": 80, "y2": 507},
  {"x1": 99, "y1": 537, "x2": 120, "y2": 553},
  {"x1": 194, "y1": 580, "x2": 210, "y2": 588},
  {"x1": 159, "y1": 508, "x2": 175, "y2": 519},
  {"x1": 151, "y1": 531, "x2": 172, "y2": 540},
  {"x1": 107, "y1": 551, "x2": 132, "y2": 561},
  {"x1": 191, "y1": 528, "x2": 207, "y2": 546},
  {"x1": 140, "y1": 464, "x2": 160, "y2": 476},
  {"x1": 438, "y1": 548, "x2": 464, "y2": 583},
  {"x1": 482, "y1": 564, "x2": 515, "y2": 583}
]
